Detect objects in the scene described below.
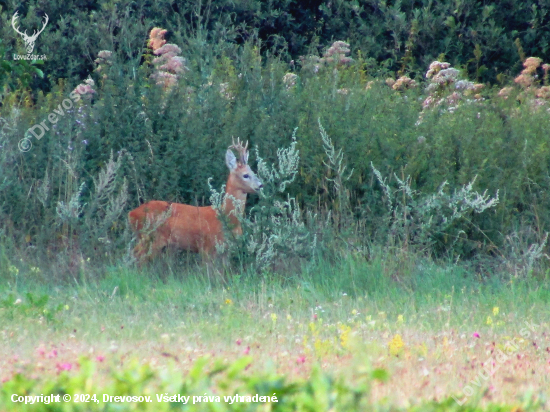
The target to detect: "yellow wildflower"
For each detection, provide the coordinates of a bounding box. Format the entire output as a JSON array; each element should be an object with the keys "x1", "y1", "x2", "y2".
[
  {"x1": 486, "y1": 316, "x2": 493, "y2": 325},
  {"x1": 389, "y1": 334, "x2": 405, "y2": 356},
  {"x1": 339, "y1": 324, "x2": 352, "y2": 349},
  {"x1": 493, "y1": 307, "x2": 499, "y2": 316},
  {"x1": 225, "y1": 299, "x2": 233, "y2": 305}
]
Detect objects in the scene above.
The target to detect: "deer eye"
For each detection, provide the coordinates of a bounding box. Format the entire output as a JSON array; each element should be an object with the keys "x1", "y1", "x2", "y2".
[{"x1": 243, "y1": 174, "x2": 249, "y2": 179}]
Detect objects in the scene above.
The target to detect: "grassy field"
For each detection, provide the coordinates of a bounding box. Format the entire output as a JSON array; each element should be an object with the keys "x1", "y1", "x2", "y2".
[
  {"x1": 1, "y1": 253, "x2": 549, "y2": 411},
  {"x1": 3, "y1": 1, "x2": 550, "y2": 410}
]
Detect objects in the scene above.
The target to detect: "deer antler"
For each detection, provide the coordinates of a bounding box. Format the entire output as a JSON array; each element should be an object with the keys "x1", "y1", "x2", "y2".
[
  {"x1": 11, "y1": 12, "x2": 27, "y2": 37},
  {"x1": 11, "y1": 12, "x2": 48, "y2": 40},
  {"x1": 230, "y1": 137, "x2": 249, "y2": 165},
  {"x1": 32, "y1": 14, "x2": 49, "y2": 39}
]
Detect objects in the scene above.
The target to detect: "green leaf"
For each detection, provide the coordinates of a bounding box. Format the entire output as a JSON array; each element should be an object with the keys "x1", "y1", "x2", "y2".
[
  {"x1": 371, "y1": 368, "x2": 389, "y2": 382},
  {"x1": 226, "y1": 356, "x2": 252, "y2": 379}
]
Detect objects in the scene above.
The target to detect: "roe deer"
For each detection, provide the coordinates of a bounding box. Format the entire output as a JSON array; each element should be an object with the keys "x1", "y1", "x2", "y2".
[{"x1": 128, "y1": 139, "x2": 262, "y2": 263}]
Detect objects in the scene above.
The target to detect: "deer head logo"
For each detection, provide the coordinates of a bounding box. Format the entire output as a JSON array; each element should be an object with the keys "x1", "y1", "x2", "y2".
[{"x1": 11, "y1": 12, "x2": 49, "y2": 54}]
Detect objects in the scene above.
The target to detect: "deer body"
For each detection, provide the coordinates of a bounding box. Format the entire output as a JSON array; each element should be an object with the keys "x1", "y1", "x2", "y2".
[{"x1": 129, "y1": 140, "x2": 262, "y2": 263}]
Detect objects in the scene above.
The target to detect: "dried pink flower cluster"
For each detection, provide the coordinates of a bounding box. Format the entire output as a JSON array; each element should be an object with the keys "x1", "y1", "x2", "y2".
[
  {"x1": 94, "y1": 50, "x2": 113, "y2": 78},
  {"x1": 72, "y1": 78, "x2": 96, "y2": 99},
  {"x1": 535, "y1": 86, "x2": 550, "y2": 99},
  {"x1": 422, "y1": 95, "x2": 440, "y2": 108},
  {"x1": 322, "y1": 41, "x2": 353, "y2": 65},
  {"x1": 510, "y1": 57, "x2": 550, "y2": 110},
  {"x1": 429, "y1": 68, "x2": 459, "y2": 86},
  {"x1": 416, "y1": 61, "x2": 485, "y2": 125},
  {"x1": 148, "y1": 27, "x2": 167, "y2": 51},
  {"x1": 149, "y1": 31, "x2": 188, "y2": 90},
  {"x1": 514, "y1": 74, "x2": 532, "y2": 88},
  {"x1": 514, "y1": 57, "x2": 543, "y2": 88},
  {"x1": 97, "y1": 50, "x2": 112, "y2": 59},
  {"x1": 299, "y1": 40, "x2": 353, "y2": 73},
  {"x1": 154, "y1": 44, "x2": 186, "y2": 73},
  {"x1": 446, "y1": 91, "x2": 461, "y2": 105},
  {"x1": 390, "y1": 76, "x2": 417, "y2": 91},
  {"x1": 523, "y1": 57, "x2": 542, "y2": 73},
  {"x1": 425, "y1": 61, "x2": 451, "y2": 78},
  {"x1": 424, "y1": 61, "x2": 483, "y2": 97},
  {"x1": 498, "y1": 87, "x2": 513, "y2": 99}
]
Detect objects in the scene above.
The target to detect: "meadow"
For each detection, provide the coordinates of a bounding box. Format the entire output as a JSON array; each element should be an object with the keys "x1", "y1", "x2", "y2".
[
  {"x1": 1, "y1": 255, "x2": 549, "y2": 411},
  {"x1": 2, "y1": 0, "x2": 550, "y2": 410}
]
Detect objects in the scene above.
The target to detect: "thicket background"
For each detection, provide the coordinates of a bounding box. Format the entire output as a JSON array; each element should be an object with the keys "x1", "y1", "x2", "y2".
[{"x1": 1, "y1": 0, "x2": 550, "y2": 279}]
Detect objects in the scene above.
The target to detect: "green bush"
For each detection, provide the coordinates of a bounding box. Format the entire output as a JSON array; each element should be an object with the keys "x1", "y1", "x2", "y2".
[{"x1": 2, "y1": 0, "x2": 550, "y2": 90}]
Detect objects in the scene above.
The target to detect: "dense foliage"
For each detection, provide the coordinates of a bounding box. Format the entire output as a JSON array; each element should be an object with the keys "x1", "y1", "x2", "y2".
[
  {"x1": 1, "y1": 0, "x2": 550, "y2": 276},
  {"x1": 2, "y1": 0, "x2": 550, "y2": 90}
]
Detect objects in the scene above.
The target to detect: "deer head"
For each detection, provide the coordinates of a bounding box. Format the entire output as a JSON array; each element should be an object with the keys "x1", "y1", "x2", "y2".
[
  {"x1": 11, "y1": 12, "x2": 49, "y2": 54},
  {"x1": 225, "y1": 138, "x2": 263, "y2": 193}
]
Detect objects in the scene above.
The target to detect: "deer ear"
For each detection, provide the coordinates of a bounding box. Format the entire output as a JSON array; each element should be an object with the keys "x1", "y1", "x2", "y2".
[{"x1": 225, "y1": 149, "x2": 237, "y2": 170}]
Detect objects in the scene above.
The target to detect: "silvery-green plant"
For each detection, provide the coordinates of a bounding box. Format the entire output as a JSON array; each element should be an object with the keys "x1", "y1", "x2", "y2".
[
  {"x1": 502, "y1": 230, "x2": 550, "y2": 278},
  {"x1": 56, "y1": 151, "x2": 128, "y2": 250},
  {"x1": 56, "y1": 182, "x2": 86, "y2": 224},
  {"x1": 36, "y1": 170, "x2": 50, "y2": 209},
  {"x1": 318, "y1": 118, "x2": 353, "y2": 210},
  {"x1": 246, "y1": 195, "x2": 316, "y2": 271},
  {"x1": 246, "y1": 130, "x2": 317, "y2": 270},
  {"x1": 254, "y1": 128, "x2": 300, "y2": 194},
  {"x1": 209, "y1": 129, "x2": 316, "y2": 271},
  {"x1": 371, "y1": 163, "x2": 499, "y2": 253}
]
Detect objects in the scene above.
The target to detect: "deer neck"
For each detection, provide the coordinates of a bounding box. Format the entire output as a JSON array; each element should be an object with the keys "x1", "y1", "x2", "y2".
[{"x1": 222, "y1": 177, "x2": 247, "y2": 228}]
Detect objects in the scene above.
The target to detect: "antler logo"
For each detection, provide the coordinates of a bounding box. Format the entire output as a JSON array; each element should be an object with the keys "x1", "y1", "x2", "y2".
[{"x1": 11, "y1": 12, "x2": 49, "y2": 54}]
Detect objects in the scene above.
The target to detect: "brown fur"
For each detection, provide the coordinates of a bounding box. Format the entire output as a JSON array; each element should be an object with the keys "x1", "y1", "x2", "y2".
[{"x1": 128, "y1": 142, "x2": 262, "y2": 263}]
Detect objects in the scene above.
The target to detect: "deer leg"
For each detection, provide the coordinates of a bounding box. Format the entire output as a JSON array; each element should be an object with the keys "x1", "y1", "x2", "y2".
[
  {"x1": 147, "y1": 235, "x2": 169, "y2": 261},
  {"x1": 199, "y1": 240, "x2": 230, "y2": 283},
  {"x1": 133, "y1": 234, "x2": 149, "y2": 264},
  {"x1": 134, "y1": 233, "x2": 168, "y2": 265}
]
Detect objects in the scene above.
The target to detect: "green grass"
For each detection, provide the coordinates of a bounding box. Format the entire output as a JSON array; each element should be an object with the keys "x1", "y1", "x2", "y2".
[
  {"x1": 1, "y1": 253, "x2": 549, "y2": 410},
  {"x1": 3, "y1": 252, "x2": 549, "y2": 344}
]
